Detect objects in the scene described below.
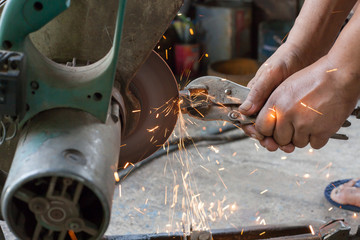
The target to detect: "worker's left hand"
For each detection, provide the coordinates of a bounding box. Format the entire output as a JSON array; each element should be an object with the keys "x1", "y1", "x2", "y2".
[{"x1": 254, "y1": 55, "x2": 360, "y2": 152}]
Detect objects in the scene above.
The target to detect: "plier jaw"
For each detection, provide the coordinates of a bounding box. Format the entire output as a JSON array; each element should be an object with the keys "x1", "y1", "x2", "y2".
[{"x1": 179, "y1": 76, "x2": 256, "y2": 125}]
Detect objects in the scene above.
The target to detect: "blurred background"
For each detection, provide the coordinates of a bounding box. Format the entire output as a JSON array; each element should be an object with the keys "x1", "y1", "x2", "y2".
[{"x1": 154, "y1": 0, "x2": 304, "y2": 88}]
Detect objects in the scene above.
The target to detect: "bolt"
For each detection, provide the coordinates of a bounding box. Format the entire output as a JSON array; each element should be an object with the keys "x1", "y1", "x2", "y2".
[
  {"x1": 228, "y1": 111, "x2": 240, "y2": 120},
  {"x1": 30, "y1": 81, "x2": 39, "y2": 90},
  {"x1": 224, "y1": 89, "x2": 232, "y2": 95}
]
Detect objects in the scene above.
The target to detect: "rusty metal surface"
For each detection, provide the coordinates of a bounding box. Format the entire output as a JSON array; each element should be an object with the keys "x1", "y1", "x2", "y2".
[{"x1": 119, "y1": 51, "x2": 178, "y2": 167}]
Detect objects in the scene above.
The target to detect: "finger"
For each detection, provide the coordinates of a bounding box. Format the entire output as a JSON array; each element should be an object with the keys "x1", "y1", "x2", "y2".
[
  {"x1": 259, "y1": 137, "x2": 279, "y2": 152},
  {"x1": 273, "y1": 120, "x2": 294, "y2": 146},
  {"x1": 241, "y1": 124, "x2": 264, "y2": 141},
  {"x1": 255, "y1": 104, "x2": 277, "y2": 137},
  {"x1": 309, "y1": 135, "x2": 329, "y2": 149},
  {"x1": 279, "y1": 144, "x2": 295, "y2": 153},
  {"x1": 239, "y1": 64, "x2": 284, "y2": 116},
  {"x1": 292, "y1": 129, "x2": 310, "y2": 148}
]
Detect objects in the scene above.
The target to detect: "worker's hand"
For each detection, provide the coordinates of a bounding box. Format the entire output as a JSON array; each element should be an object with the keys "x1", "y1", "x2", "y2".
[
  {"x1": 255, "y1": 55, "x2": 360, "y2": 150},
  {"x1": 239, "y1": 42, "x2": 312, "y2": 152}
]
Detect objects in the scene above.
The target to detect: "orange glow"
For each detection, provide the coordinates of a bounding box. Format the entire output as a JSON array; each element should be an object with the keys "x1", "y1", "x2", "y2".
[
  {"x1": 114, "y1": 172, "x2": 120, "y2": 182},
  {"x1": 68, "y1": 230, "x2": 78, "y2": 240},
  {"x1": 162, "y1": 35, "x2": 167, "y2": 40},
  {"x1": 309, "y1": 225, "x2": 315, "y2": 235},
  {"x1": 300, "y1": 102, "x2": 323, "y2": 115},
  {"x1": 249, "y1": 169, "x2": 258, "y2": 175},
  {"x1": 189, "y1": 28, "x2": 194, "y2": 35},
  {"x1": 326, "y1": 68, "x2": 338, "y2": 73}
]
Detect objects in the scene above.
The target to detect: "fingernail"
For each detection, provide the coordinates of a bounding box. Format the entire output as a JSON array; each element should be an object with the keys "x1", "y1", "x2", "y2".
[{"x1": 240, "y1": 100, "x2": 253, "y2": 112}]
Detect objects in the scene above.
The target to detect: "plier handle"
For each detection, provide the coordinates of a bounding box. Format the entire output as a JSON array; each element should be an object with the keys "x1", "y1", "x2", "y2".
[{"x1": 180, "y1": 76, "x2": 358, "y2": 141}]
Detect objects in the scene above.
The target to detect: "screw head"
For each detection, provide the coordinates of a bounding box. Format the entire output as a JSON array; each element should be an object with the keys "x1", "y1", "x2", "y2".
[
  {"x1": 224, "y1": 89, "x2": 232, "y2": 95},
  {"x1": 228, "y1": 111, "x2": 240, "y2": 120}
]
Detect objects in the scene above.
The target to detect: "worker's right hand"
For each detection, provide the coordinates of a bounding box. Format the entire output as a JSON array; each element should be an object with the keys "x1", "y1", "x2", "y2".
[{"x1": 238, "y1": 42, "x2": 313, "y2": 152}]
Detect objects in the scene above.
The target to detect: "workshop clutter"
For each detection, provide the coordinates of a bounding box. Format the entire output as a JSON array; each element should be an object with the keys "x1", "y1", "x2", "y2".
[{"x1": 155, "y1": 0, "x2": 301, "y2": 79}]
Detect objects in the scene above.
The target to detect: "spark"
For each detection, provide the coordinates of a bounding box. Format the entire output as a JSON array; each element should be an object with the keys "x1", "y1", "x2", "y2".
[
  {"x1": 269, "y1": 106, "x2": 276, "y2": 112},
  {"x1": 303, "y1": 174, "x2": 310, "y2": 179},
  {"x1": 147, "y1": 126, "x2": 160, "y2": 132},
  {"x1": 254, "y1": 143, "x2": 260, "y2": 151},
  {"x1": 270, "y1": 114, "x2": 276, "y2": 119},
  {"x1": 309, "y1": 225, "x2": 315, "y2": 235},
  {"x1": 124, "y1": 162, "x2": 129, "y2": 169},
  {"x1": 142, "y1": 186, "x2": 146, "y2": 192},
  {"x1": 166, "y1": 49, "x2": 168, "y2": 60},
  {"x1": 281, "y1": 32, "x2": 289, "y2": 43},
  {"x1": 260, "y1": 189, "x2": 268, "y2": 195},
  {"x1": 120, "y1": 144, "x2": 127, "y2": 148},
  {"x1": 232, "y1": 152, "x2": 237, "y2": 156},
  {"x1": 260, "y1": 219, "x2": 266, "y2": 225},
  {"x1": 218, "y1": 168, "x2": 225, "y2": 171},
  {"x1": 216, "y1": 172, "x2": 228, "y2": 189},
  {"x1": 219, "y1": 128, "x2": 223, "y2": 133},
  {"x1": 328, "y1": 207, "x2": 333, "y2": 211},
  {"x1": 249, "y1": 169, "x2": 258, "y2": 175},
  {"x1": 300, "y1": 102, "x2": 323, "y2": 115},
  {"x1": 205, "y1": 53, "x2": 209, "y2": 58},
  {"x1": 209, "y1": 146, "x2": 219, "y2": 153},
  {"x1": 326, "y1": 68, "x2": 338, "y2": 73},
  {"x1": 309, "y1": 148, "x2": 314, "y2": 153},
  {"x1": 231, "y1": 203, "x2": 238, "y2": 211},
  {"x1": 189, "y1": 28, "x2": 194, "y2": 35},
  {"x1": 134, "y1": 207, "x2": 145, "y2": 215},
  {"x1": 114, "y1": 172, "x2": 120, "y2": 182},
  {"x1": 259, "y1": 231, "x2": 266, "y2": 236},
  {"x1": 68, "y1": 230, "x2": 78, "y2": 240},
  {"x1": 132, "y1": 109, "x2": 141, "y2": 113},
  {"x1": 119, "y1": 185, "x2": 122, "y2": 198},
  {"x1": 162, "y1": 35, "x2": 167, "y2": 40},
  {"x1": 353, "y1": 213, "x2": 358, "y2": 218},
  {"x1": 281, "y1": 156, "x2": 287, "y2": 160},
  {"x1": 200, "y1": 165, "x2": 211, "y2": 173}
]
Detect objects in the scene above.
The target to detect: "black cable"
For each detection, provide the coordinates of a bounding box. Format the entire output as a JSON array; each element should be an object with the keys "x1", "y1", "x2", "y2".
[{"x1": 117, "y1": 124, "x2": 248, "y2": 182}]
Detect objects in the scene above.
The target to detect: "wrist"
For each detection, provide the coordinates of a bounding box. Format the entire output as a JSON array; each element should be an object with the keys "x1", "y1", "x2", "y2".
[{"x1": 324, "y1": 54, "x2": 360, "y2": 100}]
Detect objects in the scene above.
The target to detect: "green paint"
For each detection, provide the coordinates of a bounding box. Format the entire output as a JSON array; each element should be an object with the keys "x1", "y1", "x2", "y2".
[{"x1": 0, "y1": 0, "x2": 127, "y2": 125}]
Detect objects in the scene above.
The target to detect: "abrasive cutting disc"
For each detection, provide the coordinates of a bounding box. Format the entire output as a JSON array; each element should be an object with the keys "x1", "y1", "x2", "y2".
[{"x1": 119, "y1": 51, "x2": 179, "y2": 166}]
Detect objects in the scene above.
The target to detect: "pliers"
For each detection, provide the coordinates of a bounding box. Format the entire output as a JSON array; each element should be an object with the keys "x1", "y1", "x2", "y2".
[{"x1": 180, "y1": 76, "x2": 358, "y2": 141}]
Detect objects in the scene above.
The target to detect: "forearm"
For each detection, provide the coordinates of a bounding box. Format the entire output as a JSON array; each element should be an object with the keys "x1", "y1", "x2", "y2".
[
  {"x1": 285, "y1": 0, "x2": 357, "y2": 64},
  {"x1": 326, "y1": 3, "x2": 360, "y2": 99}
]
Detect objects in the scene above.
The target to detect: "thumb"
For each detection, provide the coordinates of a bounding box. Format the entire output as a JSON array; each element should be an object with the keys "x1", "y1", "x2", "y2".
[{"x1": 239, "y1": 64, "x2": 284, "y2": 116}]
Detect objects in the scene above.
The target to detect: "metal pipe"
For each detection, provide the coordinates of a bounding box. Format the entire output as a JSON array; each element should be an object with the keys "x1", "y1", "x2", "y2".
[{"x1": 1, "y1": 107, "x2": 121, "y2": 240}]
